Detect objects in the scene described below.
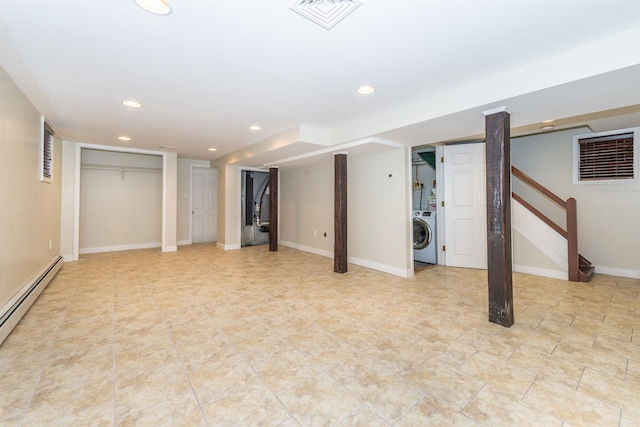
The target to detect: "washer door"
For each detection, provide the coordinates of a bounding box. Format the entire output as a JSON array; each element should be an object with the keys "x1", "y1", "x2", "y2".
[{"x1": 413, "y1": 217, "x2": 432, "y2": 250}]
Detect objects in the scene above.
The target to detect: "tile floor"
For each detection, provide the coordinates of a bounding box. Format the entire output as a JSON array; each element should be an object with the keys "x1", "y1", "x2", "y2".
[{"x1": 1, "y1": 244, "x2": 639, "y2": 426}]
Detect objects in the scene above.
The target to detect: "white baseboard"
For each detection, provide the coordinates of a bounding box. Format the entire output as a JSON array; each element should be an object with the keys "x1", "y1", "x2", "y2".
[
  {"x1": 280, "y1": 241, "x2": 333, "y2": 258},
  {"x1": 163, "y1": 245, "x2": 178, "y2": 253},
  {"x1": 594, "y1": 266, "x2": 640, "y2": 279},
  {"x1": 280, "y1": 240, "x2": 411, "y2": 278},
  {"x1": 62, "y1": 254, "x2": 74, "y2": 262},
  {"x1": 348, "y1": 256, "x2": 412, "y2": 278},
  {"x1": 514, "y1": 264, "x2": 568, "y2": 281},
  {"x1": 79, "y1": 242, "x2": 161, "y2": 255},
  {"x1": 177, "y1": 240, "x2": 191, "y2": 246},
  {"x1": 218, "y1": 242, "x2": 241, "y2": 250},
  {"x1": 1, "y1": 256, "x2": 63, "y2": 344}
]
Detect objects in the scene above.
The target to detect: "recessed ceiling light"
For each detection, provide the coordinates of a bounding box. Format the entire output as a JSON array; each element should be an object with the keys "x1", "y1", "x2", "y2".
[
  {"x1": 249, "y1": 125, "x2": 262, "y2": 131},
  {"x1": 118, "y1": 136, "x2": 131, "y2": 141},
  {"x1": 208, "y1": 148, "x2": 217, "y2": 152},
  {"x1": 133, "y1": 0, "x2": 172, "y2": 15},
  {"x1": 541, "y1": 125, "x2": 555, "y2": 131},
  {"x1": 122, "y1": 100, "x2": 142, "y2": 108},
  {"x1": 357, "y1": 85, "x2": 375, "y2": 95}
]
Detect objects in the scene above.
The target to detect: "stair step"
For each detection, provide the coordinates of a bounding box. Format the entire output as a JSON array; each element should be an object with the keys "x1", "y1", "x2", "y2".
[{"x1": 578, "y1": 263, "x2": 595, "y2": 282}]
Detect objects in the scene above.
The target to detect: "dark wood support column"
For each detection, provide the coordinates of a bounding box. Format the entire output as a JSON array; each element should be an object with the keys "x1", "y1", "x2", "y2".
[
  {"x1": 484, "y1": 108, "x2": 514, "y2": 327},
  {"x1": 268, "y1": 167, "x2": 278, "y2": 252},
  {"x1": 334, "y1": 153, "x2": 348, "y2": 273}
]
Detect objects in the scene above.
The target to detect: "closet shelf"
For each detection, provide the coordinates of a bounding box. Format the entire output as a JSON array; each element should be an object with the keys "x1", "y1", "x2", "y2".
[
  {"x1": 81, "y1": 164, "x2": 162, "y2": 173},
  {"x1": 81, "y1": 164, "x2": 162, "y2": 181}
]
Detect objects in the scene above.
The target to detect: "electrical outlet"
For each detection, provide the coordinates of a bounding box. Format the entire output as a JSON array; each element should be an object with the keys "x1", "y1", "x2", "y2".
[{"x1": 413, "y1": 181, "x2": 422, "y2": 189}]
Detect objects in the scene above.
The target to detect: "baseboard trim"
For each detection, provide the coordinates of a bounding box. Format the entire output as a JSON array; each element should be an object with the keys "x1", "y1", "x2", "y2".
[
  {"x1": 280, "y1": 241, "x2": 333, "y2": 259},
  {"x1": 79, "y1": 242, "x2": 161, "y2": 255},
  {"x1": 280, "y1": 241, "x2": 410, "y2": 278},
  {"x1": 218, "y1": 242, "x2": 241, "y2": 250},
  {"x1": 594, "y1": 266, "x2": 640, "y2": 279},
  {"x1": 514, "y1": 264, "x2": 568, "y2": 281},
  {"x1": 0, "y1": 256, "x2": 63, "y2": 344},
  {"x1": 177, "y1": 240, "x2": 191, "y2": 246},
  {"x1": 348, "y1": 256, "x2": 412, "y2": 278}
]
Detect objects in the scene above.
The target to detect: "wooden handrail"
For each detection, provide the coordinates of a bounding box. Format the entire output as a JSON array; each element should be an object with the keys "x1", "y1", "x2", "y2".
[
  {"x1": 512, "y1": 166, "x2": 566, "y2": 209},
  {"x1": 511, "y1": 166, "x2": 581, "y2": 282},
  {"x1": 512, "y1": 193, "x2": 567, "y2": 238}
]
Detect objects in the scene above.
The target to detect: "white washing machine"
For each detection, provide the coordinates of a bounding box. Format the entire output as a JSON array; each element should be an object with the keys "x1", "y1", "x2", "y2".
[{"x1": 413, "y1": 210, "x2": 437, "y2": 264}]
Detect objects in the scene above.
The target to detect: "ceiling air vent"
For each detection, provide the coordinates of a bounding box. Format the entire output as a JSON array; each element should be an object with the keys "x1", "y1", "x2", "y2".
[{"x1": 289, "y1": 0, "x2": 363, "y2": 30}]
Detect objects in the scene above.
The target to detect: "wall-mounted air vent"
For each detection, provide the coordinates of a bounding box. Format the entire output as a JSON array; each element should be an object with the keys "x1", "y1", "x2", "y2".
[{"x1": 289, "y1": 0, "x2": 363, "y2": 30}]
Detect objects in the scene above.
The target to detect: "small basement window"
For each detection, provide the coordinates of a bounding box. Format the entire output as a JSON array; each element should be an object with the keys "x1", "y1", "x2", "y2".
[
  {"x1": 573, "y1": 127, "x2": 639, "y2": 184},
  {"x1": 40, "y1": 117, "x2": 54, "y2": 183}
]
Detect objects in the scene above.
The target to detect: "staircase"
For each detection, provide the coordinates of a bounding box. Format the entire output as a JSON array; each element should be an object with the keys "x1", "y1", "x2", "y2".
[
  {"x1": 512, "y1": 166, "x2": 594, "y2": 282},
  {"x1": 578, "y1": 254, "x2": 595, "y2": 282}
]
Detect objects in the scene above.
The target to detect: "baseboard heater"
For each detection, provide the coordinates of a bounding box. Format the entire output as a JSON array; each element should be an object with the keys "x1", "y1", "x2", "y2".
[{"x1": 0, "y1": 255, "x2": 63, "y2": 345}]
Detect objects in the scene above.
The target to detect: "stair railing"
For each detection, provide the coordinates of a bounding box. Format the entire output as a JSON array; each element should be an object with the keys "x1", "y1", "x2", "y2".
[{"x1": 511, "y1": 166, "x2": 579, "y2": 281}]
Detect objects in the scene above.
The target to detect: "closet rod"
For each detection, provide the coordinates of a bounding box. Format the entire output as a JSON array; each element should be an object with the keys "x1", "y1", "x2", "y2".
[{"x1": 80, "y1": 163, "x2": 162, "y2": 174}]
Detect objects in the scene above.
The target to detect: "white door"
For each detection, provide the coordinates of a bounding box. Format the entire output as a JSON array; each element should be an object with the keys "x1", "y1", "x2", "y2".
[
  {"x1": 192, "y1": 167, "x2": 218, "y2": 243},
  {"x1": 443, "y1": 143, "x2": 487, "y2": 269}
]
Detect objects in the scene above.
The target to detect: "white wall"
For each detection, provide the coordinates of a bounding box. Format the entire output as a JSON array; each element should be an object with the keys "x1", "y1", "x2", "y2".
[
  {"x1": 216, "y1": 164, "x2": 241, "y2": 250},
  {"x1": 79, "y1": 149, "x2": 163, "y2": 253},
  {"x1": 280, "y1": 161, "x2": 334, "y2": 255},
  {"x1": 280, "y1": 148, "x2": 412, "y2": 277},
  {"x1": 0, "y1": 65, "x2": 61, "y2": 312},
  {"x1": 176, "y1": 158, "x2": 212, "y2": 245},
  {"x1": 511, "y1": 127, "x2": 640, "y2": 278}
]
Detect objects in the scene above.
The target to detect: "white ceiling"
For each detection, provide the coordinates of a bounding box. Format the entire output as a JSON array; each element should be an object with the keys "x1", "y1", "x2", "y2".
[{"x1": 1, "y1": 0, "x2": 640, "y2": 165}]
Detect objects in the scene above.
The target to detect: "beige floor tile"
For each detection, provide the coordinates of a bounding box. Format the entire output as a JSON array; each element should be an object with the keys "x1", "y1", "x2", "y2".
[
  {"x1": 363, "y1": 337, "x2": 430, "y2": 376},
  {"x1": 395, "y1": 395, "x2": 477, "y2": 426},
  {"x1": 463, "y1": 385, "x2": 562, "y2": 426},
  {"x1": 407, "y1": 359, "x2": 485, "y2": 411},
  {"x1": 577, "y1": 368, "x2": 640, "y2": 417},
  {"x1": 286, "y1": 326, "x2": 342, "y2": 356},
  {"x1": 253, "y1": 348, "x2": 322, "y2": 395},
  {"x1": 2, "y1": 245, "x2": 638, "y2": 426},
  {"x1": 460, "y1": 350, "x2": 536, "y2": 399},
  {"x1": 0, "y1": 370, "x2": 39, "y2": 421},
  {"x1": 334, "y1": 404, "x2": 388, "y2": 426},
  {"x1": 116, "y1": 392, "x2": 206, "y2": 427},
  {"x1": 552, "y1": 341, "x2": 628, "y2": 381},
  {"x1": 39, "y1": 348, "x2": 113, "y2": 389},
  {"x1": 621, "y1": 409, "x2": 640, "y2": 427},
  {"x1": 202, "y1": 382, "x2": 290, "y2": 426},
  {"x1": 278, "y1": 372, "x2": 363, "y2": 425},
  {"x1": 312, "y1": 344, "x2": 380, "y2": 385},
  {"x1": 43, "y1": 402, "x2": 114, "y2": 427},
  {"x1": 412, "y1": 335, "x2": 477, "y2": 368},
  {"x1": 115, "y1": 362, "x2": 192, "y2": 419},
  {"x1": 523, "y1": 375, "x2": 621, "y2": 426},
  {"x1": 188, "y1": 353, "x2": 261, "y2": 405},
  {"x1": 25, "y1": 375, "x2": 113, "y2": 424},
  {"x1": 345, "y1": 364, "x2": 426, "y2": 424},
  {"x1": 115, "y1": 344, "x2": 180, "y2": 375},
  {"x1": 507, "y1": 345, "x2": 585, "y2": 389}
]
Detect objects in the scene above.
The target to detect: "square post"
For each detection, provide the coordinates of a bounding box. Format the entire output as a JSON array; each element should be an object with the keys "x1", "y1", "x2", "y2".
[
  {"x1": 268, "y1": 167, "x2": 278, "y2": 252},
  {"x1": 334, "y1": 153, "x2": 348, "y2": 273},
  {"x1": 484, "y1": 107, "x2": 514, "y2": 327}
]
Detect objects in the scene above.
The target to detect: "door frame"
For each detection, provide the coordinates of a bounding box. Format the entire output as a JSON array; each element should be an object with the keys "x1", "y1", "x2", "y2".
[{"x1": 72, "y1": 143, "x2": 169, "y2": 261}]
